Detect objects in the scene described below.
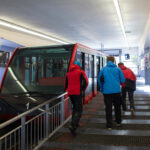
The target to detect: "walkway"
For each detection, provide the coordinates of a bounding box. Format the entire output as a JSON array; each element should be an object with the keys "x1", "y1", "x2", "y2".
[{"x1": 40, "y1": 78, "x2": 150, "y2": 150}]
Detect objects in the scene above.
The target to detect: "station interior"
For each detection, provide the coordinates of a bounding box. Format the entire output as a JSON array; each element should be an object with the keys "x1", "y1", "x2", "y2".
[{"x1": 1, "y1": 0, "x2": 150, "y2": 150}]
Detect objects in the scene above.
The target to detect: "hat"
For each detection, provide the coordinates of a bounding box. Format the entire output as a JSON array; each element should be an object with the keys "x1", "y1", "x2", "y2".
[{"x1": 74, "y1": 61, "x2": 81, "y2": 67}]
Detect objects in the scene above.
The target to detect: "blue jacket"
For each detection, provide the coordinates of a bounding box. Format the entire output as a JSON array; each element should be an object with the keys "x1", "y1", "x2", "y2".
[{"x1": 98, "y1": 61, "x2": 125, "y2": 94}]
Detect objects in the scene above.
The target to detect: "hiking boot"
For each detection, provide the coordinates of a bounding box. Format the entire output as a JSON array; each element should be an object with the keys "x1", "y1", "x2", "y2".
[
  {"x1": 130, "y1": 108, "x2": 134, "y2": 117},
  {"x1": 122, "y1": 105, "x2": 127, "y2": 111},
  {"x1": 107, "y1": 128, "x2": 112, "y2": 130},
  {"x1": 69, "y1": 125, "x2": 76, "y2": 136},
  {"x1": 123, "y1": 107, "x2": 127, "y2": 111},
  {"x1": 116, "y1": 123, "x2": 121, "y2": 127}
]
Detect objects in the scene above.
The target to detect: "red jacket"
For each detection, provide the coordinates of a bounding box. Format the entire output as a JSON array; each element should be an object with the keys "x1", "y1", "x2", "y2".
[
  {"x1": 119, "y1": 64, "x2": 136, "y2": 87},
  {"x1": 65, "y1": 65, "x2": 88, "y2": 95}
]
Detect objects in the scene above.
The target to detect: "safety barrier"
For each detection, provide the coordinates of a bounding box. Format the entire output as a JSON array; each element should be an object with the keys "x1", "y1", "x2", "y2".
[{"x1": 0, "y1": 92, "x2": 72, "y2": 150}]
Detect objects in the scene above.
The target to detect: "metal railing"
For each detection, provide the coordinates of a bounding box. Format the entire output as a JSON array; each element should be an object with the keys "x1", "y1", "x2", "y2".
[{"x1": 0, "y1": 92, "x2": 72, "y2": 150}]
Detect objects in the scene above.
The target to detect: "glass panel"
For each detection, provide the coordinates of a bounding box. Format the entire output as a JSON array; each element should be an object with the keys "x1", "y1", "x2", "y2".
[
  {"x1": 87, "y1": 55, "x2": 94, "y2": 78},
  {"x1": 85, "y1": 54, "x2": 89, "y2": 77},
  {"x1": 25, "y1": 57, "x2": 30, "y2": 86},
  {"x1": 74, "y1": 49, "x2": 82, "y2": 67},
  {"x1": 96, "y1": 57, "x2": 100, "y2": 78},
  {"x1": 100, "y1": 57, "x2": 103, "y2": 68},
  {"x1": 1, "y1": 45, "x2": 74, "y2": 96},
  {"x1": 0, "y1": 51, "x2": 10, "y2": 67}
]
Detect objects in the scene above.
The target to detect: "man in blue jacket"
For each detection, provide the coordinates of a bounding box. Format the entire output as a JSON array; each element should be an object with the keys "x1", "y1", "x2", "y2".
[{"x1": 98, "y1": 56, "x2": 125, "y2": 129}]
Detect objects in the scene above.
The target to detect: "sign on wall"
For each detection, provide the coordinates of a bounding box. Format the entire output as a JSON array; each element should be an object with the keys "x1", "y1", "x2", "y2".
[{"x1": 144, "y1": 52, "x2": 150, "y2": 70}]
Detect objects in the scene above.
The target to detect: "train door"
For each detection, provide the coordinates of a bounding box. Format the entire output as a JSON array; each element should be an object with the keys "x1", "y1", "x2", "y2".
[
  {"x1": 24, "y1": 57, "x2": 31, "y2": 86},
  {"x1": 100, "y1": 57, "x2": 102, "y2": 69},
  {"x1": 102, "y1": 57, "x2": 104, "y2": 67},
  {"x1": 24, "y1": 56, "x2": 37, "y2": 86},
  {"x1": 84, "y1": 53, "x2": 89, "y2": 103},
  {"x1": 31, "y1": 57, "x2": 37, "y2": 84},
  {"x1": 91, "y1": 55, "x2": 94, "y2": 96},
  {"x1": 89, "y1": 55, "x2": 94, "y2": 98},
  {"x1": 96, "y1": 56, "x2": 100, "y2": 91},
  {"x1": 74, "y1": 49, "x2": 86, "y2": 104},
  {"x1": 82, "y1": 53, "x2": 85, "y2": 104}
]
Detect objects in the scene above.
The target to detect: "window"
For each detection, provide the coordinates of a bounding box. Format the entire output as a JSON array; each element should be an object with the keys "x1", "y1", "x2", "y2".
[
  {"x1": 96, "y1": 57, "x2": 100, "y2": 78},
  {"x1": 0, "y1": 51, "x2": 10, "y2": 67},
  {"x1": 74, "y1": 49, "x2": 82, "y2": 67},
  {"x1": 85, "y1": 54, "x2": 89, "y2": 77},
  {"x1": 1, "y1": 46, "x2": 73, "y2": 95},
  {"x1": 89, "y1": 55, "x2": 94, "y2": 78}
]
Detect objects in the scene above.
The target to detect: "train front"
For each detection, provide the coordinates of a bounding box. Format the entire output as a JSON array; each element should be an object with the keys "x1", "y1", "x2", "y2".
[{"x1": 0, "y1": 44, "x2": 74, "y2": 122}]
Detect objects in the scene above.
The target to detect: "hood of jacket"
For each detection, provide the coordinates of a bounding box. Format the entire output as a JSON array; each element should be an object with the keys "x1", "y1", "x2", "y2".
[
  {"x1": 69, "y1": 64, "x2": 80, "y2": 71},
  {"x1": 106, "y1": 61, "x2": 117, "y2": 67},
  {"x1": 119, "y1": 64, "x2": 127, "y2": 70}
]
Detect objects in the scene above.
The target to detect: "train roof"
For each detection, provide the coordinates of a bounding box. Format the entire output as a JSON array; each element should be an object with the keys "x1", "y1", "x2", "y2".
[{"x1": 16, "y1": 43, "x2": 107, "y2": 56}]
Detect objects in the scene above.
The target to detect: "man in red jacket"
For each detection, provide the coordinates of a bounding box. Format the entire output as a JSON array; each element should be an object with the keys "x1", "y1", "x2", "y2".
[
  {"x1": 65, "y1": 61, "x2": 88, "y2": 136},
  {"x1": 118, "y1": 63, "x2": 136, "y2": 111}
]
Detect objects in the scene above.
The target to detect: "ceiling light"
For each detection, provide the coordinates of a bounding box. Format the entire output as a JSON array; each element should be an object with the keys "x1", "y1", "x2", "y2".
[
  {"x1": 113, "y1": 0, "x2": 128, "y2": 43},
  {"x1": 0, "y1": 19, "x2": 69, "y2": 44}
]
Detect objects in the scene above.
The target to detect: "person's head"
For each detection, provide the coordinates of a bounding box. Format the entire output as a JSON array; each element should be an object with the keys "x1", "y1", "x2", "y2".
[
  {"x1": 107, "y1": 56, "x2": 115, "y2": 63},
  {"x1": 74, "y1": 61, "x2": 81, "y2": 67},
  {"x1": 118, "y1": 62, "x2": 124, "y2": 67}
]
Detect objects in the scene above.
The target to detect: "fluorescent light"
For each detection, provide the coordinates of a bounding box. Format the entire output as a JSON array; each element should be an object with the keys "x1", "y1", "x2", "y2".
[
  {"x1": 8, "y1": 67, "x2": 27, "y2": 93},
  {"x1": 0, "y1": 19, "x2": 69, "y2": 44},
  {"x1": 113, "y1": 0, "x2": 128, "y2": 43},
  {"x1": 8, "y1": 67, "x2": 37, "y2": 102}
]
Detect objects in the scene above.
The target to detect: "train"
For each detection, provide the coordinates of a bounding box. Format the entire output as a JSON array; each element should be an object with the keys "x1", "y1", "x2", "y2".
[{"x1": 0, "y1": 43, "x2": 106, "y2": 122}]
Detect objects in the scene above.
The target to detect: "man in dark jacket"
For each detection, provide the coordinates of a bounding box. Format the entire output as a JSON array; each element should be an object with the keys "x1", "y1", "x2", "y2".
[
  {"x1": 65, "y1": 61, "x2": 88, "y2": 136},
  {"x1": 118, "y1": 62, "x2": 136, "y2": 111}
]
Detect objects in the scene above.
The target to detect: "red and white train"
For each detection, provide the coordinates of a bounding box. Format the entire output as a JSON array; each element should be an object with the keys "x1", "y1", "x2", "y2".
[{"x1": 0, "y1": 43, "x2": 106, "y2": 122}]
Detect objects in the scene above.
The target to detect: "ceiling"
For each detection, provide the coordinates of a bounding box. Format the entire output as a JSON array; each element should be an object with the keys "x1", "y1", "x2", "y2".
[{"x1": 0, "y1": 0, "x2": 150, "y2": 49}]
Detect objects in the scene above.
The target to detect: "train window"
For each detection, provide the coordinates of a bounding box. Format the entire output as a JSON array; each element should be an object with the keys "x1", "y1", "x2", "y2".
[
  {"x1": 74, "y1": 49, "x2": 82, "y2": 67},
  {"x1": 1, "y1": 46, "x2": 73, "y2": 95},
  {"x1": 0, "y1": 51, "x2": 10, "y2": 67},
  {"x1": 96, "y1": 56, "x2": 100, "y2": 91},
  {"x1": 89, "y1": 55, "x2": 94, "y2": 78},
  {"x1": 85, "y1": 53, "x2": 89, "y2": 77},
  {"x1": 103, "y1": 57, "x2": 106, "y2": 66},
  {"x1": 101, "y1": 56, "x2": 106, "y2": 67},
  {"x1": 96, "y1": 57, "x2": 100, "y2": 78},
  {"x1": 100, "y1": 57, "x2": 103, "y2": 68}
]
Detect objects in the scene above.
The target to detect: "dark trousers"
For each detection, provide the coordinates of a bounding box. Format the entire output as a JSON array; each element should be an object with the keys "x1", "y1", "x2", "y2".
[
  {"x1": 122, "y1": 87, "x2": 134, "y2": 109},
  {"x1": 69, "y1": 95, "x2": 83, "y2": 129},
  {"x1": 103, "y1": 93, "x2": 121, "y2": 128}
]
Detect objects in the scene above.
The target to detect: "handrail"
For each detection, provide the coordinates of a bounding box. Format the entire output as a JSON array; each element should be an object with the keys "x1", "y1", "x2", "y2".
[{"x1": 0, "y1": 92, "x2": 67, "y2": 129}]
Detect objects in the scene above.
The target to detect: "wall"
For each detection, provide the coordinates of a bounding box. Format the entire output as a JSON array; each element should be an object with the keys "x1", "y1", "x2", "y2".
[{"x1": 144, "y1": 30, "x2": 150, "y2": 85}]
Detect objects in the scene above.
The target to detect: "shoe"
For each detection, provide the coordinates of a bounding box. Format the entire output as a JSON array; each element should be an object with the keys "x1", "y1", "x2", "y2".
[
  {"x1": 107, "y1": 128, "x2": 112, "y2": 130},
  {"x1": 130, "y1": 106, "x2": 135, "y2": 110},
  {"x1": 130, "y1": 108, "x2": 134, "y2": 117},
  {"x1": 69, "y1": 125, "x2": 76, "y2": 136},
  {"x1": 116, "y1": 123, "x2": 121, "y2": 127},
  {"x1": 122, "y1": 106, "x2": 127, "y2": 111}
]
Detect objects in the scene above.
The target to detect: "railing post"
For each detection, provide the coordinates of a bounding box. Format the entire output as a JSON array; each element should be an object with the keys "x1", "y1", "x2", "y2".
[
  {"x1": 61, "y1": 96, "x2": 65, "y2": 123},
  {"x1": 45, "y1": 104, "x2": 49, "y2": 137},
  {"x1": 0, "y1": 139, "x2": 1, "y2": 150},
  {"x1": 21, "y1": 116, "x2": 25, "y2": 150}
]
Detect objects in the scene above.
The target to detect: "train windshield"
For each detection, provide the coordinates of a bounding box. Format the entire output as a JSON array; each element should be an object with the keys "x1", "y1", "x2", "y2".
[{"x1": 1, "y1": 45, "x2": 74, "y2": 96}]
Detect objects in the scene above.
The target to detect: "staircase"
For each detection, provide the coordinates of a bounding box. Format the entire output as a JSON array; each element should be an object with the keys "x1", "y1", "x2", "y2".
[{"x1": 40, "y1": 78, "x2": 150, "y2": 150}]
